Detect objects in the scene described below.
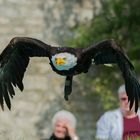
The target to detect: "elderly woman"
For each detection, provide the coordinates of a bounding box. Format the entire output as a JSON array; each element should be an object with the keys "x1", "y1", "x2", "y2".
[{"x1": 49, "y1": 110, "x2": 79, "y2": 140}]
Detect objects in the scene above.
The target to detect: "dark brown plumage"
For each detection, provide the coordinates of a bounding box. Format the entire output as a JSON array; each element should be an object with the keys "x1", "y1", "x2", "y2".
[{"x1": 0, "y1": 37, "x2": 139, "y2": 111}]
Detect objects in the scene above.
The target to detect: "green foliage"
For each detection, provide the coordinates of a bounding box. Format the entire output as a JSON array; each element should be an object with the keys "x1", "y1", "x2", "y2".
[
  {"x1": 69, "y1": 0, "x2": 140, "y2": 50},
  {"x1": 67, "y1": 0, "x2": 140, "y2": 111}
]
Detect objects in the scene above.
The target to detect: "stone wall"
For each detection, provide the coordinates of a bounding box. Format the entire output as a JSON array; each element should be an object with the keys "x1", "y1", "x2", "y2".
[{"x1": 0, "y1": 0, "x2": 101, "y2": 140}]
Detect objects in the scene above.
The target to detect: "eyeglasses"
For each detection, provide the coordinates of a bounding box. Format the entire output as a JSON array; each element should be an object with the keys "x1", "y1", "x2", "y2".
[{"x1": 120, "y1": 97, "x2": 128, "y2": 101}]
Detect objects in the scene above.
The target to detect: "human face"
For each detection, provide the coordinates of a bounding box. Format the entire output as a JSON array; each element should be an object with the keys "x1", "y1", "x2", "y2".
[
  {"x1": 119, "y1": 92, "x2": 130, "y2": 112},
  {"x1": 54, "y1": 119, "x2": 68, "y2": 139}
]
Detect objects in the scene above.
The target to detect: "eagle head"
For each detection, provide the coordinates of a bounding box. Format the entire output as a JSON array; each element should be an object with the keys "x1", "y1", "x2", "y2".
[
  {"x1": 55, "y1": 57, "x2": 66, "y2": 65},
  {"x1": 51, "y1": 53, "x2": 77, "y2": 71}
]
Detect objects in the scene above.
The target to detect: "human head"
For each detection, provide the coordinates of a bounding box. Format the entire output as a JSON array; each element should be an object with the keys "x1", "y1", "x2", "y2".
[
  {"x1": 118, "y1": 84, "x2": 135, "y2": 113},
  {"x1": 52, "y1": 110, "x2": 77, "y2": 139}
]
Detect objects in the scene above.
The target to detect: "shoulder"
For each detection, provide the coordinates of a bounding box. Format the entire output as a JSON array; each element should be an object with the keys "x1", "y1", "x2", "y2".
[
  {"x1": 97, "y1": 108, "x2": 121, "y2": 124},
  {"x1": 101, "y1": 108, "x2": 120, "y2": 118}
]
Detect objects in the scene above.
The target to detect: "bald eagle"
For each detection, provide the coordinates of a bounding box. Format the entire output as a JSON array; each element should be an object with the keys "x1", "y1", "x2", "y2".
[{"x1": 0, "y1": 37, "x2": 140, "y2": 111}]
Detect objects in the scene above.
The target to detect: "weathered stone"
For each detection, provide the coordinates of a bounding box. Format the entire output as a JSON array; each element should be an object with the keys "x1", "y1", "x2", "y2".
[{"x1": 0, "y1": 0, "x2": 101, "y2": 140}]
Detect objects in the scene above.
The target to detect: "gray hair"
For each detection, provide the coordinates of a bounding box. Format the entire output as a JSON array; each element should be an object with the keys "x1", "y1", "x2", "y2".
[
  {"x1": 118, "y1": 84, "x2": 126, "y2": 96},
  {"x1": 52, "y1": 110, "x2": 77, "y2": 129}
]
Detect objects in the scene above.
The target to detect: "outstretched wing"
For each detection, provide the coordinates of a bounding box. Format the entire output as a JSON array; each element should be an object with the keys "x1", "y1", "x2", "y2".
[
  {"x1": 82, "y1": 39, "x2": 140, "y2": 112},
  {"x1": 0, "y1": 37, "x2": 51, "y2": 110}
]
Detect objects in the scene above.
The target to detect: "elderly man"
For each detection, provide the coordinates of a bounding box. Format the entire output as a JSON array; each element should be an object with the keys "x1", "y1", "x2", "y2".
[
  {"x1": 96, "y1": 84, "x2": 140, "y2": 140},
  {"x1": 49, "y1": 110, "x2": 79, "y2": 140}
]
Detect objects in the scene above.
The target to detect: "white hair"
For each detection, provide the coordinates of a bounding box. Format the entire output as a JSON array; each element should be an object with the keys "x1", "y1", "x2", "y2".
[
  {"x1": 118, "y1": 84, "x2": 126, "y2": 96},
  {"x1": 52, "y1": 110, "x2": 77, "y2": 129}
]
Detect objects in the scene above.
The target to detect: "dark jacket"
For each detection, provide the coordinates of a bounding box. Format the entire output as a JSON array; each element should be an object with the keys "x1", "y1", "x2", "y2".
[
  {"x1": 41, "y1": 134, "x2": 71, "y2": 140},
  {"x1": 49, "y1": 134, "x2": 71, "y2": 140}
]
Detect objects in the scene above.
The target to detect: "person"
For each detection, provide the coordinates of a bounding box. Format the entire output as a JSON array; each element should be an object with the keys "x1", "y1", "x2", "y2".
[
  {"x1": 48, "y1": 110, "x2": 79, "y2": 140},
  {"x1": 96, "y1": 84, "x2": 140, "y2": 140}
]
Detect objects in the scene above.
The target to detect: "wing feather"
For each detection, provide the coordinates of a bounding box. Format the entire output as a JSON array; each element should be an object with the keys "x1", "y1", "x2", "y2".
[
  {"x1": 0, "y1": 37, "x2": 51, "y2": 110},
  {"x1": 0, "y1": 84, "x2": 4, "y2": 110},
  {"x1": 82, "y1": 39, "x2": 140, "y2": 112},
  {"x1": 7, "y1": 82, "x2": 15, "y2": 98},
  {"x1": 2, "y1": 82, "x2": 11, "y2": 110}
]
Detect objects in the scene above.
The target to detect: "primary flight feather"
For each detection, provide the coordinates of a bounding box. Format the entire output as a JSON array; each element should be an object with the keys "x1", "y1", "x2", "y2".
[{"x1": 0, "y1": 37, "x2": 140, "y2": 111}]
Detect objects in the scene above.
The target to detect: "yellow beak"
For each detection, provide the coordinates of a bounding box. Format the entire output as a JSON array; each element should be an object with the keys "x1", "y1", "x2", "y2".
[{"x1": 55, "y1": 58, "x2": 66, "y2": 65}]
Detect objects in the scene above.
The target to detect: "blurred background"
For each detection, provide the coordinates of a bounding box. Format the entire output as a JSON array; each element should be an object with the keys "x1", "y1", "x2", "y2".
[{"x1": 0, "y1": 0, "x2": 140, "y2": 139}]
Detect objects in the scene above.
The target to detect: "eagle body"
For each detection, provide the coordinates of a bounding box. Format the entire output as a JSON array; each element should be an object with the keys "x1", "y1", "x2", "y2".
[
  {"x1": 49, "y1": 47, "x2": 91, "y2": 76},
  {"x1": 0, "y1": 37, "x2": 140, "y2": 112},
  {"x1": 51, "y1": 52, "x2": 78, "y2": 71}
]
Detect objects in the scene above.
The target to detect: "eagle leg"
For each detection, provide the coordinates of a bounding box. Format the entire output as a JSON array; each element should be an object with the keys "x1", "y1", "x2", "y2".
[{"x1": 64, "y1": 76, "x2": 73, "y2": 101}]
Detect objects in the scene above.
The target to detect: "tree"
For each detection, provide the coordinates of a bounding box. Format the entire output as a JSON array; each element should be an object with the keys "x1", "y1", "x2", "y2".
[{"x1": 67, "y1": 0, "x2": 140, "y2": 110}]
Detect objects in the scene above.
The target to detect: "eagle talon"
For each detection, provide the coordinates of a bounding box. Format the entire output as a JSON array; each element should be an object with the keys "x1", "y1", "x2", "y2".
[
  {"x1": 64, "y1": 94, "x2": 69, "y2": 101},
  {"x1": 64, "y1": 89, "x2": 71, "y2": 101}
]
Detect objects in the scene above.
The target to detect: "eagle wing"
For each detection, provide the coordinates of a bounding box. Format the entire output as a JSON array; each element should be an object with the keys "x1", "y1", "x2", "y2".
[
  {"x1": 0, "y1": 37, "x2": 51, "y2": 110},
  {"x1": 82, "y1": 39, "x2": 140, "y2": 112}
]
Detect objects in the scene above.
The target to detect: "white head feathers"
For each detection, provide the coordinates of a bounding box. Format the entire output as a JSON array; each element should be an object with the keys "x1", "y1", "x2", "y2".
[
  {"x1": 51, "y1": 53, "x2": 77, "y2": 71},
  {"x1": 118, "y1": 84, "x2": 126, "y2": 96},
  {"x1": 52, "y1": 110, "x2": 77, "y2": 129}
]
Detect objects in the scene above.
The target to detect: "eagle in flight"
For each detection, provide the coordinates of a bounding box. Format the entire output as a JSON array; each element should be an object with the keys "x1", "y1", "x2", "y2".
[{"x1": 0, "y1": 37, "x2": 140, "y2": 111}]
